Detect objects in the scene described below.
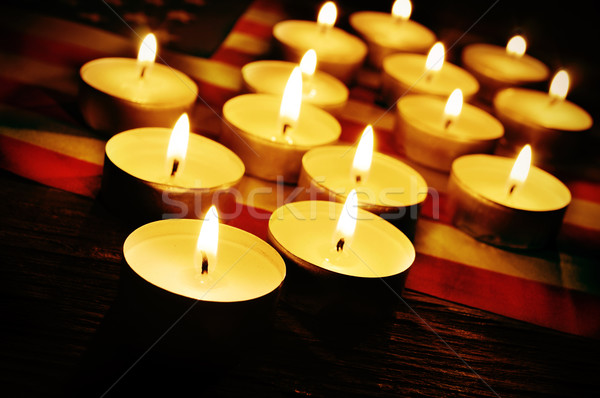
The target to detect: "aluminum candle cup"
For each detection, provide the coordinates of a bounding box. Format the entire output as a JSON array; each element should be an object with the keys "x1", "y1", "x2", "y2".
[
  {"x1": 297, "y1": 146, "x2": 428, "y2": 239},
  {"x1": 268, "y1": 200, "x2": 415, "y2": 320},
  {"x1": 101, "y1": 128, "x2": 244, "y2": 224},
  {"x1": 79, "y1": 58, "x2": 198, "y2": 135},
  {"x1": 120, "y1": 219, "x2": 286, "y2": 356},
  {"x1": 395, "y1": 95, "x2": 504, "y2": 172},
  {"x1": 382, "y1": 53, "x2": 479, "y2": 105},
  {"x1": 462, "y1": 43, "x2": 550, "y2": 102},
  {"x1": 447, "y1": 154, "x2": 571, "y2": 249},
  {"x1": 493, "y1": 88, "x2": 593, "y2": 166},
  {"x1": 349, "y1": 11, "x2": 436, "y2": 69},
  {"x1": 242, "y1": 60, "x2": 349, "y2": 114},
  {"x1": 221, "y1": 94, "x2": 341, "y2": 183},
  {"x1": 273, "y1": 20, "x2": 367, "y2": 84}
]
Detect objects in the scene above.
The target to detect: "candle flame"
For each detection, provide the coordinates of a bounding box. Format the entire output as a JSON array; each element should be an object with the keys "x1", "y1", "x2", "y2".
[
  {"x1": 351, "y1": 125, "x2": 374, "y2": 184},
  {"x1": 299, "y1": 49, "x2": 317, "y2": 76},
  {"x1": 425, "y1": 42, "x2": 445, "y2": 72},
  {"x1": 279, "y1": 67, "x2": 303, "y2": 134},
  {"x1": 506, "y1": 35, "x2": 526, "y2": 57},
  {"x1": 195, "y1": 205, "x2": 219, "y2": 275},
  {"x1": 317, "y1": 1, "x2": 337, "y2": 29},
  {"x1": 392, "y1": 0, "x2": 412, "y2": 21},
  {"x1": 166, "y1": 113, "x2": 190, "y2": 176},
  {"x1": 443, "y1": 89, "x2": 463, "y2": 128},
  {"x1": 507, "y1": 144, "x2": 532, "y2": 195},
  {"x1": 137, "y1": 33, "x2": 157, "y2": 64},
  {"x1": 549, "y1": 70, "x2": 569, "y2": 101},
  {"x1": 333, "y1": 189, "x2": 358, "y2": 251}
]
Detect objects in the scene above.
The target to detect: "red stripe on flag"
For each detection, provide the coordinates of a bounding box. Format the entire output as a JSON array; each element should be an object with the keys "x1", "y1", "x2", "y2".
[
  {"x1": 232, "y1": 18, "x2": 275, "y2": 40},
  {"x1": 0, "y1": 135, "x2": 102, "y2": 198},
  {"x1": 338, "y1": 118, "x2": 396, "y2": 155},
  {"x1": 559, "y1": 222, "x2": 600, "y2": 252},
  {"x1": 248, "y1": 0, "x2": 286, "y2": 14},
  {"x1": 211, "y1": 47, "x2": 259, "y2": 67},
  {"x1": 349, "y1": 86, "x2": 379, "y2": 103},
  {"x1": 195, "y1": 79, "x2": 239, "y2": 109},
  {"x1": 226, "y1": 204, "x2": 271, "y2": 242},
  {"x1": 406, "y1": 253, "x2": 600, "y2": 338},
  {"x1": 567, "y1": 180, "x2": 600, "y2": 204}
]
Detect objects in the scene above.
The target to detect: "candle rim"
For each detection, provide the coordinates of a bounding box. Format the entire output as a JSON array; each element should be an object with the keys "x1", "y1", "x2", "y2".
[
  {"x1": 80, "y1": 57, "x2": 198, "y2": 106},
  {"x1": 462, "y1": 43, "x2": 550, "y2": 84},
  {"x1": 302, "y1": 144, "x2": 428, "y2": 208},
  {"x1": 222, "y1": 93, "x2": 342, "y2": 148},
  {"x1": 451, "y1": 154, "x2": 571, "y2": 212},
  {"x1": 106, "y1": 127, "x2": 245, "y2": 190},
  {"x1": 268, "y1": 200, "x2": 415, "y2": 278},
  {"x1": 124, "y1": 218, "x2": 286, "y2": 303}
]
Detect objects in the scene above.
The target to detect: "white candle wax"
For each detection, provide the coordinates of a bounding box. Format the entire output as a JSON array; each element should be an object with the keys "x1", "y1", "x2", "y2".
[
  {"x1": 349, "y1": 11, "x2": 436, "y2": 68},
  {"x1": 79, "y1": 58, "x2": 198, "y2": 134},
  {"x1": 382, "y1": 53, "x2": 479, "y2": 105},
  {"x1": 106, "y1": 128, "x2": 244, "y2": 188},
  {"x1": 396, "y1": 95, "x2": 504, "y2": 171},
  {"x1": 299, "y1": 145, "x2": 427, "y2": 210},
  {"x1": 269, "y1": 200, "x2": 415, "y2": 277},
  {"x1": 462, "y1": 43, "x2": 549, "y2": 101},
  {"x1": 124, "y1": 219, "x2": 286, "y2": 302},
  {"x1": 452, "y1": 154, "x2": 570, "y2": 211},
  {"x1": 273, "y1": 20, "x2": 367, "y2": 84},
  {"x1": 221, "y1": 93, "x2": 341, "y2": 182},
  {"x1": 242, "y1": 60, "x2": 349, "y2": 114}
]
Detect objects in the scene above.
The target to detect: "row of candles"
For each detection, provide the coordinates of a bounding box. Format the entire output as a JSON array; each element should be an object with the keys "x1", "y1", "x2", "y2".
[{"x1": 77, "y1": 1, "x2": 592, "y2": 328}]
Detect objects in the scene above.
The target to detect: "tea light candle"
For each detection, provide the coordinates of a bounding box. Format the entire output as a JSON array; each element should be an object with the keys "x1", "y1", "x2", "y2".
[
  {"x1": 242, "y1": 50, "x2": 349, "y2": 114},
  {"x1": 221, "y1": 68, "x2": 341, "y2": 183},
  {"x1": 121, "y1": 210, "x2": 286, "y2": 354},
  {"x1": 395, "y1": 90, "x2": 504, "y2": 171},
  {"x1": 79, "y1": 33, "x2": 198, "y2": 135},
  {"x1": 462, "y1": 35, "x2": 550, "y2": 102},
  {"x1": 447, "y1": 146, "x2": 571, "y2": 249},
  {"x1": 273, "y1": 1, "x2": 368, "y2": 84},
  {"x1": 102, "y1": 114, "x2": 245, "y2": 224},
  {"x1": 382, "y1": 42, "x2": 479, "y2": 105},
  {"x1": 493, "y1": 70, "x2": 593, "y2": 166},
  {"x1": 298, "y1": 125, "x2": 428, "y2": 238},
  {"x1": 349, "y1": 0, "x2": 436, "y2": 68},
  {"x1": 268, "y1": 195, "x2": 415, "y2": 319}
]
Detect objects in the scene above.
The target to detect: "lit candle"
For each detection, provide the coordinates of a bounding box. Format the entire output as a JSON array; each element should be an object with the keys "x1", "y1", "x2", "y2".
[
  {"x1": 273, "y1": 1, "x2": 368, "y2": 84},
  {"x1": 349, "y1": 0, "x2": 436, "y2": 68},
  {"x1": 121, "y1": 210, "x2": 286, "y2": 353},
  {"x1": 395, "y1": 89, "x2": 504, "y2": 171},
  {"x1": 297, "y1": 125, "x2": 428, "y2": 238},
  {"x1": 268, "y1": 197, "x2": 415, "y2": 319},
  {"x1": 447, "y1": 145, "x2": 571, "y2": 249},
  {"x1": 241, "y1": 50, "x2": 349, "y2": 114},
  {"x1": 461, "y1": 35, "x2": 550, "y2": 102},
  {"x1": 221, "y1": 68, "x2": 341, "y2": 183},
  {"x1": 79, "y1": 33, "x2": 198, "y2": 135},
  {"x1": 493, "y1": 69, "x2": 593, "y2": 166},
  {"x1": 382, "y1": 41, "x2": 479, "y2": 105},
  {"x1": 102, "y1": 114, "x2": 245, "y2": 223}
]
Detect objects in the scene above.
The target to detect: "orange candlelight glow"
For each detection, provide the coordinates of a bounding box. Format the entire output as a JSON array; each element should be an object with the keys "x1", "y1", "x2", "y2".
[
  {"x1": 137, "y1": 33, "x2": 157, "y2": 78},
  {"x1": 507, "y1": 144, "x2": 532, "y2": 196},
  {"x1": 317, "y1": 2, "x2": 337, "y2": 31},
  {"x1": 195, "y1": 205, "x2": 219, "y2": 276},
  {"x1": 333, "y1": 189, "x2": 358, "y2": 251},
  {"x1": 351, "y1": 125, "x2": 374, "y2": 183},
  {"x1": 165, "y1": 113, "x2": 190, "y2": 177},
  {"x1": 425, "y1": 42, "x2": 445, "y2": 78},
  {"x1": 549, "y1": 70, "x2": 569, "y2": 101},
  {"x1": 279, "y1": 67, "x2": 303, "y2": 139},
  {"x1": 392, "y1": 0, "x2": 412, "y2": 22},
  {"x1": 506, "y1": 35, "x2": 526, "y2": 58}
]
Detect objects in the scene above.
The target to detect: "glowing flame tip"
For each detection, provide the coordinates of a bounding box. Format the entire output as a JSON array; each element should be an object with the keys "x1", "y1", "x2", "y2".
[
  {"x1": 506, "y1": 35, "x2": 526, "y2": 57},
  {"x1": 425, "y1": 42, "x2": 445, "y2": 72},
  {"x1": 392, "y1": 0, "x2": 412, "y2": 21},
  {"x1": 317, "y1": 1, "x2": 337, "y2": 28},
  {"x1": 549, "y1": 70, "x2": 569, "y2": 101},
  {"x1": 137, "y1": 33, "x2": 157, "y2": 64}
]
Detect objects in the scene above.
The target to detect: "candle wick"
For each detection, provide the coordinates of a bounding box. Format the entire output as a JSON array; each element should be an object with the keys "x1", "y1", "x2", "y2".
[
  {"x1": 282, "y1": 123, "x2": 292, "y2": 135},
  {"x1": 170, "y1": 159, "x2": 180, "y2": 177},
  {"x1": 336, "y1": 238, "x2": 345, "y2": 252},
  {"x1": 201, "y1": 250, "x2": 209, "y2": 274},
  {"x1": 355, "y1": 175, "x2": 362, "y2": 184},
  {"x1": 444, "y1": 119, "x2": 452, "y2": 130},
  {"x1": 140, "y1": 66, "x2": 147, "y2": 79},
  {"x1": 425, "y1": 72, "x2": 433, "y2": 83},
  {"x1": 548, "y1": 97, "x2": 559, "y2": 107},
  {"x1": 507, "y1": 184, "x2": 516, "y2": 197}
]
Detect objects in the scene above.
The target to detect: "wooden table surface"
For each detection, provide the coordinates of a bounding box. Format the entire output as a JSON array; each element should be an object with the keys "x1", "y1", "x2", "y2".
[{"x1": 1, "y1": 168, "x2": 598, "y2": 397}]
